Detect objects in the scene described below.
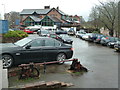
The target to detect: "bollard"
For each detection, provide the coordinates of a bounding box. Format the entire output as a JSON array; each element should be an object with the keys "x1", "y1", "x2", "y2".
[{"x1": 43, "y1": 62, "x2": 46, "y2": 74}]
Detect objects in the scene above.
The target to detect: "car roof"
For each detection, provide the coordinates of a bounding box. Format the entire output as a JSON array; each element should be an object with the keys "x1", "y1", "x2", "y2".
[{"x1": 26, "y1": 36, "x2": 52, "y2": 40}]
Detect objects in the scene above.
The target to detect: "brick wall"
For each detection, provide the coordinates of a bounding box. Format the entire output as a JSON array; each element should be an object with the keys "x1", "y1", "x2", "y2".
[{"x1": 47, "y1": 9, "x2": 62, "y2": 20}]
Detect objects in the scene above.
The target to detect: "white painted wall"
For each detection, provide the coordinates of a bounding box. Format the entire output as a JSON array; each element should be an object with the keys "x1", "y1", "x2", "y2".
[
  {"x1": 61, "y1": 28, "x2": 70, "y2": 32},
  {"x1": 42, "y1": 25, "x2": 57, "y2": 30},
  {"x1": 0, "y1": 60, "x2": 8, "y2": 89},
  {"x1": 2, "y1": 69, "x2": 8, "y2": 88},
  {"x1": 0, "y1": 60, "x2": 2, "y2": 90}
]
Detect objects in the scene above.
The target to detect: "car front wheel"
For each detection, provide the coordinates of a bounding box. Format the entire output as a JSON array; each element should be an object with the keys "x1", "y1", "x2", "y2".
[
  {"x1": 2, "y1": 54, "x2": 13, "y2": 68},
  {"x1": 56, "y1": 53, "x2": 66, "y2": 64}
]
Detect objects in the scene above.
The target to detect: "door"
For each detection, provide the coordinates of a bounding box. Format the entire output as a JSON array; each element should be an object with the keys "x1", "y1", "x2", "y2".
[
  {"x1": 20, "y1": 39, "x2": 44, "y2": 63},
  {"x1": 42, "y1": 39, "x2": 59, "y2": 62}
]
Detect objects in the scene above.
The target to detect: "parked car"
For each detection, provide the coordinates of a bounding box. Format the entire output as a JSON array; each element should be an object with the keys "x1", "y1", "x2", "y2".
[
  {"x1": 24, "y1": 28, "x2": 34, "y2": 34},
  {"x1": 75, "y1": 31, "x2": 86, "y2": 38},
  {"x1": 37, "y1": 29, "x2": 49, "y2": 36},
  {"x1": 59, "y1": 34, "x2": 73, "y2": 44},
  {"x1": 100, "y1": 36, "x2": 115, "y2": 46},
  {"x1": 88, "y1": 33, "x2": 100, "y2": 42},
  {"x1": 48, "y1": 34, "x2": 63, "y2": 42},
  {"x1": 107, "y1": 38, "x2": 120, "y2": 48},
  {"x1": 67, "y1": 30, "x2": 75, "y2": 36},
  {"x1": 114, "y1": 41, "x2": 120, "y2": 52},
  {"x1": 1, "y1": 37, "x2": 73, "y2": 68},
  {"x1": 82, "y1": 33, "x2": 92, "y2": 40},
  {"x1": 94, "y1": 35, "x2": 106, "y2": 44},
  {"x1": 55, "y1": 30, "x2": 67, "y2": 35}
]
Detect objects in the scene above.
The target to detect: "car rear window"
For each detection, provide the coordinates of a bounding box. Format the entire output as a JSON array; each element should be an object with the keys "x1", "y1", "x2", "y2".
[{"x1": 44, "y1": 39, "x2": 61, "y2": 47}]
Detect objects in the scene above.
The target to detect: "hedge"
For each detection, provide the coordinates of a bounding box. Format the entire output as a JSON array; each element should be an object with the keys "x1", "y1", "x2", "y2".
[
  {"x1": 2, "y1": 30, "x2": 28, "y2": 43},
  {"x1": 3, "y1": 30, "x2": 28, "y2": 38}
]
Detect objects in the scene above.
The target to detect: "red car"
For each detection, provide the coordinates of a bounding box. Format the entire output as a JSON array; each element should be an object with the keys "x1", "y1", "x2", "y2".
[{"x1": 24, "y1": 29, "x2": 34, "y2": 34}]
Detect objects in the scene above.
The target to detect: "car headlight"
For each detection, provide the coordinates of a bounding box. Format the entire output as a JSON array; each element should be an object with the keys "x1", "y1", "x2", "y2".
[{"x1": 111, "y1": 43, "x2": 114, "y2": 45}]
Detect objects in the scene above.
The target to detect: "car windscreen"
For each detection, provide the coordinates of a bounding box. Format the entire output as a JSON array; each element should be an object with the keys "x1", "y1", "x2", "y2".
[{"x1": 14, "y1": 38, "x2": 32, "y2": 47}]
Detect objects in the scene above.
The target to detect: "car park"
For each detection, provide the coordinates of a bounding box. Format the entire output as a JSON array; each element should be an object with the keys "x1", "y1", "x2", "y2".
[
  {"x1": 59, "y1": 34, "x2": 73, "y2": 44},
  {"x1": 1, "y1": 37, "x2": 73, "y2": 68}
]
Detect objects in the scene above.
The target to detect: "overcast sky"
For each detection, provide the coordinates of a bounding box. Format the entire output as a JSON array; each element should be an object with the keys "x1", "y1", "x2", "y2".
[{"x1": 0, "y1": 0, "x2": 108, "y2": 21}]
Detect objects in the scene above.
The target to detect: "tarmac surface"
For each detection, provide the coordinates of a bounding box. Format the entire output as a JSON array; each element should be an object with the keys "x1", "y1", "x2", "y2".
[{"x1": 9, "y1": 34, "x2": 119, "y2": 88}]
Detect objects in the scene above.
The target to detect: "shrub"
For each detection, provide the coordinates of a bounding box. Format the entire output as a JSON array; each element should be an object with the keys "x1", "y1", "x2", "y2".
[{"x1": 3, "y1": 30, "x2": 28, "y2": 38}]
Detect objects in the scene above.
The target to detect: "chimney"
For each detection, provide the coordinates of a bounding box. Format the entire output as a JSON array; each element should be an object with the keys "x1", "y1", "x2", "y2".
[
  {"x1": 44, "y1": 6, "x2": 50, "y2": 9},
  {"x1": 57, "y1": 6, "x2": 59, "y2": 10}
]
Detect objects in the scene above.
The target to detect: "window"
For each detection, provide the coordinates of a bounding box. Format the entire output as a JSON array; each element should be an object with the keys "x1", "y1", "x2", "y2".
[
  {"x1": 55, "y1": 40, "x2": 61, "y2": 46},
  {"x1": 15, "y1": 38, "x2": 32, "y2": 47},
  {"x1": 30, "y1": 40, "x2": 43, "y2": 47},
  {"x1": 41, "y1": 16, "x2": 54, "y2": 26},
  {"x1": 44, "y1": 39, "x2": 54, "y2": 46}
]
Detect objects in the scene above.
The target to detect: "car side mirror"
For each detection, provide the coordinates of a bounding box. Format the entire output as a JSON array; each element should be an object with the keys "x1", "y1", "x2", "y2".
[{"x1": 25, "y1": 45, "x2": 31, "y2": 49}]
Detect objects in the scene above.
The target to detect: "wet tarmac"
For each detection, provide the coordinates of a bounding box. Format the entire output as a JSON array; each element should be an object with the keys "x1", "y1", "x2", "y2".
[{"x1": 9, "y1": 35, "x2": 119, "y2": 88}]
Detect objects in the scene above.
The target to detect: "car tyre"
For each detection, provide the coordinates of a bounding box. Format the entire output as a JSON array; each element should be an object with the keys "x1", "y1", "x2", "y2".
[
  {"x1": 56, "y1": 53, "x2": 66, "y2": 65},
  {"x1": 2, "y1": 54, "x2": 13, "y2": 68}
]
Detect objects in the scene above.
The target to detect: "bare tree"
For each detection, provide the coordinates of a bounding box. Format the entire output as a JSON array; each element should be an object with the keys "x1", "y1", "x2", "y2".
[
  {"x1": 118, "y1": 1, "x2": 120, "y2": 37},
  {"x1": 89, "y1": 6, "x2": 101, "y2": 29},
  {"x1": 89, "y1": 0, "x2": 118, "y2": 37},
  {"x1": 5, "y1": 11, "x2": 20, "y2": 28}
]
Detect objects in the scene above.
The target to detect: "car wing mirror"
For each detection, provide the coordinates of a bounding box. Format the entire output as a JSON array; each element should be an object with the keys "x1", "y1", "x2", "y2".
[{"x1": 25, "y1": 45, "x2": 31, "y2": 49}]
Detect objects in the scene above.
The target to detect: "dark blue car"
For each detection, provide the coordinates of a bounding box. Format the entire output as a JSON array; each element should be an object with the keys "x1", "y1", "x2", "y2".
[{"x1": 88, "y1": 33, "x2": 100, "y2": 42}]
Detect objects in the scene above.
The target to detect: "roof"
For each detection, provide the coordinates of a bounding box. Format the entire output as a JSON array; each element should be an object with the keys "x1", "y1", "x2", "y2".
[
  {"x1": 29, "y1": 16, "x2": 42, "y2": 22},
  {"x1": 58, "y1": 9, "x2": 66, "y2": 15},
  {"x1": 20, "y1": 8, "x2": 66, "y2": 15},
  {"x1": 48, "y1": 16, "x2": 62, "y2": 23},
  {"x1": 24, "y1": 15, "x2": 62, "y2": 23},
  {"x1": 20, "y1": 9, "x2": 51, "y2": 15}
]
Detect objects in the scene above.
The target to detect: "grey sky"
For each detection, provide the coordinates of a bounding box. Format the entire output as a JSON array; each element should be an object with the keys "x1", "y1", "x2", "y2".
[{"x1": 0, "y1": 0, "x2": 107, "y2": 21}]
